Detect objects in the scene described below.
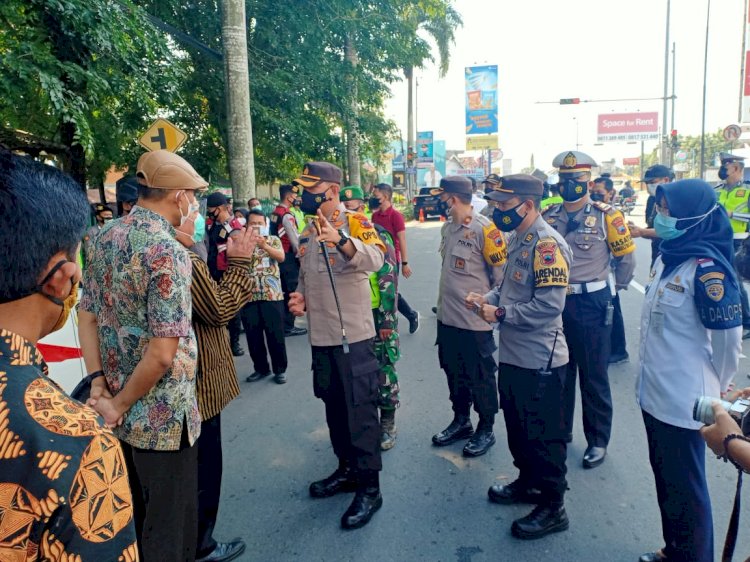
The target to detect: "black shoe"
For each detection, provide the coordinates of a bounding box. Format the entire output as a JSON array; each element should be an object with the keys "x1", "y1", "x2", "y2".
[
  {"x1": 638, "y1": 550, "x2": 667, "y2": 562},
  {"x1": 463, "y1": 428, "x2": 495, "y2": 457},
  {"x1": 341, "y1": 489, "x2": 383, "y2": 529},
  {"x1": 274, "y1": 372, "x2": 287, "y2": 384},
  {"x1": 488, "y1": 480, "x2": 542, "y2": 505},
  {"x1": 582, "y1": 446, "x2": 607, "y2": 469},
  {"x1": 309, "y1": 466, "x2": 357, "y2": 498},
  {"x1": 231, "y1": 343, "x2": 244, "y2": 357},
  {"x1": 511, "y1": 504, "x2": 569, "y2": 540},
  {"x1": 245, "y1": 371, "x2": 270, "y2": 382},
  {"x1": 196, "y1": 539, "x2": 246, "y2": 562},
  {"x1": 608, "y1": 352, "x2": 629, "y2": 365},
  {"x1": 408, "y1": 311, "x2": 420, "y2": 334},
  {"x1": 432, "y1": 417, "x2": 473, "y2": 446},
  {"x1": 284, "y1": 327, "x2": 308, "y2": 337}
]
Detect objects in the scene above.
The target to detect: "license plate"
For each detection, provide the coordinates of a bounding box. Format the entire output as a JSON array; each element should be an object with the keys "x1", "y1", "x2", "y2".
[{"x1": 425, "y1": 206, "x2": 434, "y2": 212}]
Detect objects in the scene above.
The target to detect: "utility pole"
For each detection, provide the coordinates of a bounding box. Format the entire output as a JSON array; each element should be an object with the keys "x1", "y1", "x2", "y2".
[
  {"x1": 700, "y1": 0, "x2": 712, "y2": 179},
  {"x1": 221, "y1": 0, "x2": 255, "y2": 203},
  {"x1": 740, "y1": 0, "x2": 748, "y2": 123},
  {"x1": 670, "y1": 42, "x2": 676, "y2": 167},
  {"x1": 661, "y1": 0, "x2": 671, "y2": 164}
]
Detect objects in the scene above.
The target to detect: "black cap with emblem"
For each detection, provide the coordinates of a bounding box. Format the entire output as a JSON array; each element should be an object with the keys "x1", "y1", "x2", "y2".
[
  {"x1": 484, "y1": 174, "x2": 544, "y2": 202},
  {"x1": 430, "y1": 176, "x2": 473, "y2": 196}
]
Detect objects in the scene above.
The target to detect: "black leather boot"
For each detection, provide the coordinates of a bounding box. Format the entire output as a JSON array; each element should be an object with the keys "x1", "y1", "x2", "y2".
[
  {"x1": 341, "y1": 471, "x2": 382, "y2": 530},
  {"x1": 463, "y1": 416, "x2": 495, "y2": 457},
  {"x1": 309, "y1": 461, "x2": 357, "y2": 498},
  {"x1": 431, "y1": 415, "x2": 473, "y2": 446},
  {"x1": 511, "y1": 503, "x2": 569, "y2": 540}
]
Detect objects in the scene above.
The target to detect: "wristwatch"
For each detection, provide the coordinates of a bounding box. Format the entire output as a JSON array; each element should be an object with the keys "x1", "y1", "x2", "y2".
[
  {"x1": 494, "y1": 306, "x2": 506, "y2": 323},
  {"x1": 336, "y1": 229, "x2": 350, "y2": 249}
]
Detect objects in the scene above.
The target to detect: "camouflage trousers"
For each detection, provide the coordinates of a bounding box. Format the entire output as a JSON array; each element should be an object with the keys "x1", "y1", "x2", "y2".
[{"x1": 373, "y1": 313, "x2": 400, "y2": 411}]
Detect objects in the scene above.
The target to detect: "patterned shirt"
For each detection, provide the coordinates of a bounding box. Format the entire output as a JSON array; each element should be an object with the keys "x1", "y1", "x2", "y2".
[
  {"x1": 248, "y1": 235, "x2": 284, "y2": 302},
  {"x1": 80, "y1": 206, "x2": 200, "y2": 451},
  {"x1": 0, "y1": 329, "x2": 138, "y2": 561}
]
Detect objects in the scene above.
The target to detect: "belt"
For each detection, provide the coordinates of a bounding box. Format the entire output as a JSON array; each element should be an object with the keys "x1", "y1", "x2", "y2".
[{"x1": 566, "y1": 280, "x2": 607, "y2": 295}]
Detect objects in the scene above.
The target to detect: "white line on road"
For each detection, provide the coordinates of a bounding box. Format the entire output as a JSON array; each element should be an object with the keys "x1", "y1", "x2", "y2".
[{"x1": 630, "y1": 280, "x2": 646, "y2": 294}]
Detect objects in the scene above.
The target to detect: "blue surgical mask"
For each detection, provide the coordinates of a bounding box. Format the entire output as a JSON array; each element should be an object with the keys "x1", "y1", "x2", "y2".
[
  {"x1": 193, "y1": 213, "x2": 206, "y2": 243},
  {"x1": 590, "y1": 192, "x2": 606, "y2": 203},
  {"x1": 654, "y1": 205, "x2": 717, "y2": 240},
  {"x1": 252, "y1": 205, "x2": 263, "y2": 212},
  {"x1": 719, "y1": 167, "x2": 729, "y2": 181},
  {"x1": 492, "y1": 202, "x2": 526, "y2": 232}
]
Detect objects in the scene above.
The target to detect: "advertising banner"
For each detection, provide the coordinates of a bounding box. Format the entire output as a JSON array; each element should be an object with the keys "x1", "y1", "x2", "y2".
[
  {"x1": 416, "y1": 131, "x2": 434, "y2": 168},
  {"x1": 597, "y1": 112, "x2": 659, "y2": 142},
  {"x1": 466, "y1": 134, "x2": 498, "y2": 150},
  {"x1": 465, "y1": 65, "x2": 498, "y2": 135}
]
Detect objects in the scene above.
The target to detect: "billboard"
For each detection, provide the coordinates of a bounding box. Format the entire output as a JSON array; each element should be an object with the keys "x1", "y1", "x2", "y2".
[
  {"x1": 623, "y1": 157, "x2": 640, "y2": 166},
  {"x1": 597, "y1": 112, "x2": 659, "y2": 142},
  {"x1": 416, "y1": 131, "x2": 433, "y2": 167},
  {"x1": 465, "y1": 65, "x2": 498, "y2": 135},
  {"x1": 466, "y1": 134, "x2": 498, "y2": 151}
]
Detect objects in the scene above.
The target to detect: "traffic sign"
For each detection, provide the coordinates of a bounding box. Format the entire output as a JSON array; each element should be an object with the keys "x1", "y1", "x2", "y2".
[
  {"x1": 723, "y1": 124, "x2": 742, "y2": 142},
  {"x1": 139, "y1": 118, "x2": 187, "y2": 152},
  {"x1": 675, "y1": 150, "x2": 688, "y2": 162}
]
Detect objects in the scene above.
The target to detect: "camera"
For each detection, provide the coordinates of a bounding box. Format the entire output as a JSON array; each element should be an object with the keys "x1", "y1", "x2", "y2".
[{"x1": 693, "y1": 396, "x2": 750, "y2": 435}]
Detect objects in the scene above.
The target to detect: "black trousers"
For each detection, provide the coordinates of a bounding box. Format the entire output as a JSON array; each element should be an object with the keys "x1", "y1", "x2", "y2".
[
  {"x1": 197, "y1": 414, "x2": 222, "y2": 559},
  {"x1": 397, "y1": 293, "x2": 416, "y2": 321},
  {"x1": 241, "y1": 300, "x2": 288, "y2": 375},
  {"x1": 498, "y1": 363, "x2": 568, "y2": 505},
  {"x1": 436, "y1": 321, "x2": 498, "y2": 418},
  {"x1": 733, "y1": 240, "x2": 750, "y2": 328},
  {"x1": 312, "y1": 339, "x2": 382, "y2": 472},
  {"x1": 279, "y1": 252, "x2": 300, "y2": 331},
  {"x1": 228, "y1": 315, "x2": 242, "y2": 346},
  {"x1": 643, "y1": 411, "x2": 713, "y2": 562},
  {"x1": 609, "y1": 292, "x2": 627, "y2": 357},
  {"x1": 562, "y1": 288, "x2": 613, "y2": 447},
  {"x1": 120, "y1": 431, "x2": 198, "y2": 562}
]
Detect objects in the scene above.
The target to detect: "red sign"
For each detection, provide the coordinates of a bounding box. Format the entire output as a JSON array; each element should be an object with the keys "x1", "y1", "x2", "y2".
[
  {"x1": 597, "y1": 112, "x2": 659, "y2": 142},
  {"x1": 623, "y1": 157, "x2": 640, "y2": 166}
]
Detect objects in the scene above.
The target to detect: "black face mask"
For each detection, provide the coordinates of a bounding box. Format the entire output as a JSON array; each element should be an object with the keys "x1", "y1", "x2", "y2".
[
  {"x1": 437, "y1": 197, "x2": 451, "y2": 216},
  {"x1": 719, "y1": 166, "x2": 729, "y2": 181},
  {"x1": 492, "y1": 202, "x2": 526, "y2": 232},
  {"x1": 300, "y1": 188, "x2": 330, "y2": 215},
  {"x1": 368, "y1": 197, "x2": 381, "y2": 212},
  {"x1": 590, "y1": 192, "x2": 605, "y2": 203},
  {"x1": 559, "y1": 178, "x2": 588, "y2": 202}
]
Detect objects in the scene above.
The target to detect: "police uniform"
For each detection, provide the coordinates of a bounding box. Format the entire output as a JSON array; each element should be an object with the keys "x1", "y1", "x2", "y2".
[
  {"x1": 482, "y1": 174, "x2": 572, "y2": 539},
  {"x1": 269, "y1": 185, "x2": 306, "y2": 336},
  {"x1": 432, "y1": 176, "x2": 507, "y2": 457},
  {"x1": 639, "y1": 178, "x2": 742, "y2": 561},
  {"x1": 83, "y1": 203, "x2": 112, "y2": 269},
  {"x1": 293, "y1": 162, "x2": 386, "y2": 530},
  {"x1": 544, "y1": 151, "x2": 635, "y2": 467},
  {"x1": 715, "y1": 152, "x2": 750, "y2": 331}
]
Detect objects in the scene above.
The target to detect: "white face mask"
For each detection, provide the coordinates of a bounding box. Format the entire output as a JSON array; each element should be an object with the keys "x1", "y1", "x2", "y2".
[
  {"x1": 237, "y1": 217, "x2": 247, "y2": 227},
  {"x1": 178, "y1": 192, "x2": 199, "y2": 226},
  {"x1": 647, "y1": 183, "x2": 658, "y2": 196}
]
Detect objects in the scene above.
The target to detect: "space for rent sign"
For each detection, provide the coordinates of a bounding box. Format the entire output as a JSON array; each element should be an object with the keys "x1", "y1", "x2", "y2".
[{"x1": 597, "y1": 112, "x2": 659, "y2": 142}]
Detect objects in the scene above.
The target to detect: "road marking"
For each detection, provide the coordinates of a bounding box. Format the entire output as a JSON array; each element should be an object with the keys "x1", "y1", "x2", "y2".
[{"x1": 630, "y1": 280, "x2": 646, "y2": 294}]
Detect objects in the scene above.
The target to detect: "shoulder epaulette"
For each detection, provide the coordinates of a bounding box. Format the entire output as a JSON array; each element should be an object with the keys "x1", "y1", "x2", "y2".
[{"x1": 591, "y1": 200, "x2": 615, "y2": 214}]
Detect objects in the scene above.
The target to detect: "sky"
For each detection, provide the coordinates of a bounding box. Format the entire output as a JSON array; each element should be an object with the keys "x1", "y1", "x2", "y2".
[{"x1": 384, "y1": 0, "x2": 748, "y2": 172}]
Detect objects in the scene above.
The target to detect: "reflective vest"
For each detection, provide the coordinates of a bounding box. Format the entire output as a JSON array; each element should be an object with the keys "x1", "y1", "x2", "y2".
[
  {"x1": 269, "y1": 205, "x2": 295, "y2": 252},
  {"x1": 716, "y1": 183, "x2": 750, "y2": 237},
  {"x1": 369, "y1": 273, "x2": 380, "y2": 309},
  {"x1": 290, "y1": 207, "x2": 306, "y2": 233},
  {"x1": 541, "y1": 195, "x2": 563, "y2": 209}
]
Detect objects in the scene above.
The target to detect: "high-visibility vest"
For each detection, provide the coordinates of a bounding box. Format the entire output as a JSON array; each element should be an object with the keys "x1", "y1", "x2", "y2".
[
  {"x1": 541, "y1": 195, "x2": 563, "y2": 209},
  {"x1": 716, "y1": 183, "x2": 750, "y2": 236},
  {"x1": 369, "y1": 273, "x2": 380, "y2": 309}
]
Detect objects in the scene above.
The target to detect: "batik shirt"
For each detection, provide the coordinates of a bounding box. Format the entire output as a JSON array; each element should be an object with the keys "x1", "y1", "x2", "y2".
[
  {"x1": 80, "y1": 206, "x2": 200, "y2": 451},
  {"x1": 0, "y1": 329, "x2": 139, "y2": 561},
  {"x1": 248, "y1": 235, "x2": 284, "y2": 302}
]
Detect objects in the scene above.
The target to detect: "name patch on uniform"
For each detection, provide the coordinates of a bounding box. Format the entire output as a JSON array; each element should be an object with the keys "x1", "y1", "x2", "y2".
[
  {"x1": 533, "y1": 238, "x2": 569, "y2": 288},
  {"x1": 665, "y1": 282, "x2": 684, "y2": 293},
  {"x1": 457, "y1": 239, "x2": 474, "y2": 249}
]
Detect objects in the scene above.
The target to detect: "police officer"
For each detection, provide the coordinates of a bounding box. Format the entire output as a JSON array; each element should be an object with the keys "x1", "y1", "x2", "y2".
[
  {"x1": 628, "y1": 165, "x2": 675, "y2": 267},
  {"x1": 115, "y1": 175, "x2": 139, "y2": 216},
  {"x1": 541, "y1": 178, "x2": 563, "y2": 209},
  {"x1": 270, "y1": 184, "x2": 308, "y2": 337},
  {"x1": 340, "y1": 185, "x2": 401, "y2": 450},
  {"x1": 715, "y1": 152, "x2": 750, "y2": 338},
  {"x1": 288, "y1": 162, "x2": 386, "y2": 529},
  {"x1": 480, "y1": 173, "x2": 503, "y2": 218},
  {"x1": 467, "y1": 174, "x2": 572, "y2": 539},
  {"x1": 83, "y1": 203, "x2": 114, "y2": 269},
  {"x1": 544, "y1": 151, "x2": 636, "y2": 468},
  {"x1": 432, "y1": 176, "x2": 507, "y2": 457}
]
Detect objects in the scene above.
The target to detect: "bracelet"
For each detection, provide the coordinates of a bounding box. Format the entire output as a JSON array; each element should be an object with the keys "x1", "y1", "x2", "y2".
[
  {"x1": 722, "y1": 433, "x2": 750, "y2": 471},
  {"x1": 88, "y1": 370, "x2": 105, "y2": 380},
  {"x1": 401, "y1": 261, "x2": 408, "y2": 266}
]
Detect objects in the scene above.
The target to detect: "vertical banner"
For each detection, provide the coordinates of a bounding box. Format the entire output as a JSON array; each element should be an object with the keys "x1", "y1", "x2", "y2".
[
  {"x1": 416, "y1": 131, "x2": 434, "y2": 167},
  {"x1": 465, "y1": 65, "x2": 498, "y2": 135}
]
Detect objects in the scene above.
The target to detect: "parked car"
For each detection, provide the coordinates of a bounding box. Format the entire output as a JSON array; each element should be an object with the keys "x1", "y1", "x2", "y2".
[{"x1": 412, "y1": 187, "x2": 445, "y2": 219}]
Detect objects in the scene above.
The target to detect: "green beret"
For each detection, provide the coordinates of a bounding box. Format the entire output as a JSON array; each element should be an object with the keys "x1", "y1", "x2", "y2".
[{"x1": 340, "y1": 185, "x2": 365, "y2": 201}]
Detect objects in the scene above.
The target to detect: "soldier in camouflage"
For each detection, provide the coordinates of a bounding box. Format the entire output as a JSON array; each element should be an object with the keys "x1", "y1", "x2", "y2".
[{"x1": 341, "y1": 186, "x2": 401, "y2": 450}]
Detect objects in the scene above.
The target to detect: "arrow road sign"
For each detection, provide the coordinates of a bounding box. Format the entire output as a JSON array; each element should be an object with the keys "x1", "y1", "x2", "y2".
[{"x1": 139, "y1": 118, "x2": 187, "y2": 152}]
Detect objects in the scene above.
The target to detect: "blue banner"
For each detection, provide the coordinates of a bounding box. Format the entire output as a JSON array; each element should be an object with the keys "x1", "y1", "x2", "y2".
[
  {"x1": 416, "y1": 131, "x2": 433, "y2": 167},
  {"x1": 465, "y1": 65, "x2": 498, "y2": 135}
]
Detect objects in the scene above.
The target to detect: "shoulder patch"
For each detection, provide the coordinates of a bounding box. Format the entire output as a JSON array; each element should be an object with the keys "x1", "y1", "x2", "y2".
[
  {"x1": 533, "y1": 237, "x2": 569, "y2": 288},
  {"x1": 604, "y1": 210, "x2": 635, "y2": 257},
  {"x1": 481, "y1": 224, "x2": 507, "y2": 267},
  {"x1": 347, "y1": 211, "x2": 385, "y2": 252}
]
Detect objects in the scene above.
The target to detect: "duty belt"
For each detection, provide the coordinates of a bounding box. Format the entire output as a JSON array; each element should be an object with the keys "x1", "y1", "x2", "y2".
[{"x1": 566, "y1": 280, "x2": 607, "y2": 295}]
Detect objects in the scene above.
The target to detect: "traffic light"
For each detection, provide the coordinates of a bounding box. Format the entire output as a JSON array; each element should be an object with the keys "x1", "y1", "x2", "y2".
[
  {"x1": 670, "y1": 129, "x2": 679, "y2": 150},
  {"x1": 559, "y1": 98, "x2": 580, "y2": 105}
]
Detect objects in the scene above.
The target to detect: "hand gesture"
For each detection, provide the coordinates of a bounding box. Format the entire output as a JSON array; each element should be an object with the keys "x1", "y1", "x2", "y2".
[
  {"x1": 699, "y1": 402, "x2": 743, "y2": 455},
  {"x1": 465, "y1": 291, "x2": 486, "y2": 310},
  {"x1": 87, "y1": 395, "x2": 126, "y2": 429},
  {"x1": 402, "y1": 264, "x2": 413, "y2": 278},
  {"x1": 627, "y1": 222, "x2": 643, "y2": 238},
  {"x1": 288, "y1": 291, "x2": 306, "y2": 317},
  {"x1": 479, "y1": 303, "x2": 498, "y2": 323},
  {"x1": 226, "y1": 227, "x2": 260, "y2": 259},
  {"x1": 315, "y1": 209, "x2": 341, "y2": 245}
]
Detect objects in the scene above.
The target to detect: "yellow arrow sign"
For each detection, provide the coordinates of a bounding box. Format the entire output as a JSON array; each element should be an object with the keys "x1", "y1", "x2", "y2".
[{"x1": 139, "y1": 118, "x2": 187, "y2": 153}]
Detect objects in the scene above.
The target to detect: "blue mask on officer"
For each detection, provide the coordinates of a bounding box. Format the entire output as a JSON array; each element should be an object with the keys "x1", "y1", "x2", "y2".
[
  {"x1": 718, "y1": 166, "x2": 729, "y2": 181},
  {"x1": 559, "y1": 177, "x2": 588, "y2": 202},
  {"x1": 492, "y1": 202, "x2": 526, "y2": 232},
  {"x1": 590, "y1": 192, "x2": 606, "y2": 203}
]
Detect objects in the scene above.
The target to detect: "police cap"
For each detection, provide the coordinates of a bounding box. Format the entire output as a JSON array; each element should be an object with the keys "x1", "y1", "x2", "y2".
[
  {"x1": 340, "y1": 185, "x2": 365, "y2": 202},
  {"x1": 484, "y1": 174, "x2": 544, "y2": 202},
  {"x1": 719, "y1": 152, "x2": 745, "y2": 165},
  {"x1": 430, "y1": 176, "x2": 472, "y2": 196},
  {"x1": 292, "y1": 162, "x2": 343, "y2": 188},
  {"x1": 553, "y1": 150, "x2": 597, "y2": 177}
]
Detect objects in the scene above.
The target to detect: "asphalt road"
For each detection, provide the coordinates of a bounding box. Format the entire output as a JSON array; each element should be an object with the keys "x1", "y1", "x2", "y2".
[{"x1": 217, "y1": 205, "x2": 750, "y2": 562}]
